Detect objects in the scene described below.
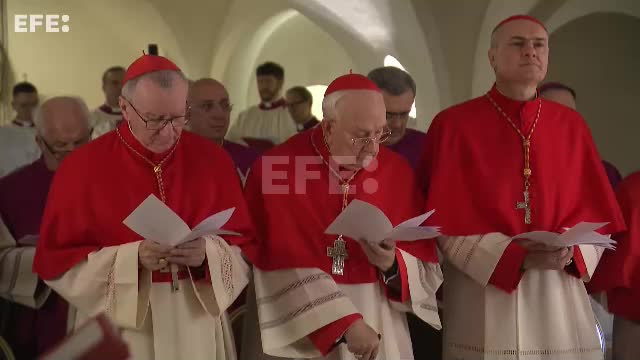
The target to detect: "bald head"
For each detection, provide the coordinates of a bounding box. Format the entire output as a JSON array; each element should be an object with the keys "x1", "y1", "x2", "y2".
[
  {"x1": 34, "y1": 97, "x2": 91, "y2": 170},
  {"x1": 188, "y1": 78, "x2": 233, "y2": 144},
  {"x1": 190, "y1": 78, "x2": 228, "y2": 98},
  {"x1": 540, "y1": 83, "x2": 577, "y2": 110},
  {"x1": 34, "y1": 97, "x2": 90, "y2": 137},
  {"x1": 488, "y1": 18, "x2": 549, "y2": 90}
]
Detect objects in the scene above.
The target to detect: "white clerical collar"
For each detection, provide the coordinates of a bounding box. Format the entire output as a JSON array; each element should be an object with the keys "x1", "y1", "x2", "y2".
[
  {"x1": 99, "y1": 103, "x2": 123, "y2": 115},
  {"x1": 12, "y1": 119, "x2": 34, "y2": 127},
  {"x1": 259, "y1": 98, "x2": 286, "y2": 110}
]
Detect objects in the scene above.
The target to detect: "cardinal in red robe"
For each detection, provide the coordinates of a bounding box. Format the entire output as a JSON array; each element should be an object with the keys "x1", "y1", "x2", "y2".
[
  {"x1": 240, "y1": 73, "x2": 442, "y2": 360},
  {"x1": 33, "y1": 54, "x2": 254, "y2": 360},
  {"x1": 419, "y1": 15, "x2": 625, "y2": 360},
  {"x1": 589, "y1": 173, "x2": 640, "y2": 360}
]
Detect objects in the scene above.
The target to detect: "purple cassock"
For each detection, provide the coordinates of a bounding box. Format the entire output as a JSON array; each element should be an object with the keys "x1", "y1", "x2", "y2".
[
  {"x1": 223, "y1": 140, "x2": 260, "y2": 184},
  {"x1": 602, "y1": 160, "x2": 623, "y2": 190},
  {"x1": 385, "y1": 128, "x2": 427, "y2": 170},
  {"x1": 0, "y1": 158, "x2": 68, "y2": 359},
  {"x1": 386, "y1": 128, "x2": 440, "y2": 360}
]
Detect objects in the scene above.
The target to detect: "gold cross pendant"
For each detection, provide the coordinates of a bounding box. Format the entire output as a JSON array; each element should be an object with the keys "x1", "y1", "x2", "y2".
[
  {"x1": 327, "y1": 235, "x2": 348, "y2": 276},
  {"x1": 516, "y1": 190, "x2": 532, "y2": 225}
]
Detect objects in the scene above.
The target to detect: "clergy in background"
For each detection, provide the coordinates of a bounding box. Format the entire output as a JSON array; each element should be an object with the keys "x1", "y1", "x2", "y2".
[
  {"x1": 589, "y1": 174, "x2": 640, "y2": 360},
  {"x1": 539, "y1": 81, "x2": 623, "y2": 189},
  {"x1": 285, "y1": 86, "x2": 320, "y2": 132},
  {"x1": 91, "y1": 66, "x2": 125, "y2": 139},
  {"x1": 242, "y1": 73, "x2": 442, "y2": 360},
  {"x1": 227, "y1": 61, "x2": 297, "y2": 148},
  {"x1": 419, "y1": 15, "x2": 625, "y2": 360},
  {"x1": 368, "y1": 67, "x2": 426, "y2": 171},
  {"x1": 368, "y1": 66, "x2": 437, "y2": 359},
  {"x1": 33, "y1": 55, "x2": 254, "y2": 360},
  {"x1": 0, "y1": 83, "x2": 41, "y2": 177},
  {"x1": 188, "y1": 78, "x2": 259, "y2": 185},
  {"x1": 0, "y1": 126, "x2": 41, "y2": 178},
  {"x1": 6, "y1": 82, "x2": 39, "y2": 129},
  {"x1": 0, "y1": 96, "x2": 91, "y2": 359}
]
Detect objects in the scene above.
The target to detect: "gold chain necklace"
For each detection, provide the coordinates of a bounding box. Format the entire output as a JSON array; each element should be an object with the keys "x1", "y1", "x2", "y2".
[
  {"x1": 116, "y1": 128, "x2": 180, "y2": 203},
  {"x1": 311, "y1": 130, "x2": 361, "y2": 275},
  {"x1": 486, "y1": 93, "x2": 542, "y2": 225}
]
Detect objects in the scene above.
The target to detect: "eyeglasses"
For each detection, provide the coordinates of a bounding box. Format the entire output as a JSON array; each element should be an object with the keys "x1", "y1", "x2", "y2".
[
  {"x1": 191, "y1": 100, "x2": 233, "y2": 113},
  {"x1": 124, "y1": 98, "x2": 189, "y2": 130},
  {"x1": 386, "y1": 111, "x2": 410, "y2": 121},
  {"x1": 39, "y1": 133, "x2": 91, "y2": 159},
  {"x1": 351, "y1": 127, "x2": 392, "y2": 148}
]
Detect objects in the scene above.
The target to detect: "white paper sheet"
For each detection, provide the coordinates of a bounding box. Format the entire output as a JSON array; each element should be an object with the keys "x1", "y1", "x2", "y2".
[
  {"x1": 512, "y1": 222, "x2": 616, "y2": 249},
  {"x1": 123, "y1": 194, "x2": 240, "y2": 247},
  {"x1": 325, "y1": 199, "x2": 440, "y2": 244}
]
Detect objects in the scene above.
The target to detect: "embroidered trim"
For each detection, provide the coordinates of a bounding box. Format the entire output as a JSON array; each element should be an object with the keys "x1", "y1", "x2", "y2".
[
  {"x1": 104, "y1": 251, "x2": 117, "y2": 316},
  {"x1": 447, "y1": 342, "x2": 602, "y2": 356},
  {"x1": 6, "y1": 248, "x2": 25, "y2": 294},
  {"x1": 417, "y1": 261, "x2": 439, "y2": 312},
  {"x1": 420, "y1": 303, "x2": 438, "y2": 312},
  {"x1": 463, "y1": 235, "x2": 485, "y2": 270},
  {"x1": 451, "y1": 237, "x2": 465, "y2": 262},
  {"x1": 214, "y1": 238, "x2": 234, "y2": 300},
  {"x1": 260, "y1": 291, "x2": 345, "y2": 330},
  {"x1": 441, "y1": 236, "x2": 454, "y2": 254},
  {"x1": 257, "y1": 272, "x2": 332, "y2": 306},
  {"x1": 0, "y1": 248, "x2": 15, "y2": 292},
  {"x1": 417, "y1": 261, "x2": 431, "y2": 293}
]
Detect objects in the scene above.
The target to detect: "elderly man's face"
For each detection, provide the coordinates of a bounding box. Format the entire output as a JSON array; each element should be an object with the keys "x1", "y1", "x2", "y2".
[
  {"x1": 36, "y1": 99, "x2": 91, "y2": 171},
  {"x1": 188, "y1": 80, "x2": 232, "y2": 144},
  {"x1": 489, "y1": 19, "x2": 549, "y2": 86},
  {"x1": 12, "y1": 92, "x2": 39, "y2": 122},
  {"x1": 121, "y1": 76, "x2": 189, "y2": 153},
  {"x1": 324, "y1": 91, "x2": 388, "y2": 170}
]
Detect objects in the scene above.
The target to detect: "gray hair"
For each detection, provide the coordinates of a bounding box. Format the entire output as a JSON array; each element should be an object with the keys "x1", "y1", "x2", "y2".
[
  {"x1": 322, "y1": 89, "x2": 380, "y2": 121},
  {"x1": 322, "y1": 90, "x2": 346, "y2": 120},
  {"x1": 33, "y1": 96, "x2": 90, "y2": 134},
  {"x1": 367, "y1": 67, "x2": 416, "y2": 97},
  {"x1": 121, "y1": 70, "x2": 187, "y2": 100},
  {"x1": 490, "y1": 31, "x2": 499, "y2": 48}
]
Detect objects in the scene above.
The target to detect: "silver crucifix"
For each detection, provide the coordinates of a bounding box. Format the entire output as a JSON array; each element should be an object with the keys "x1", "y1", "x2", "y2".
[
  {"x1": 327, "y1": 235, "x2": 348, "y2": 275},
  {"x1": 516, "y1": 190, "x2": 532, "y2": 225}
]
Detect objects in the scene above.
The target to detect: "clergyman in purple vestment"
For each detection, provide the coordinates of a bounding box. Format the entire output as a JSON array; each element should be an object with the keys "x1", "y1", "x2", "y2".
[
  {"x1": 368, "y1": 66, "x2": 441, "y2": 360},
  {"x1": 188, "y1": 78, "x2": 259, "y2": 185},
  {"x1": 0, "y1": 96, "x2": 91, "y2": 359},
  {"x1": 368, "y1": 67, "x2": 427, "y2": 171}
]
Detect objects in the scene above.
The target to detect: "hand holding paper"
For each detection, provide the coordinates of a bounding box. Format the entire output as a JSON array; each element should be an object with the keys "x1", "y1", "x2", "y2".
[
  {"x1": 512, "y1": 222, "x2": 616, "y2": 250},
  {"x1": 325, "y1": 199, "x2": 441, "y2": 244},
  {"x1": 123, "y1": 194, "x2": 240, "y2": 247}
]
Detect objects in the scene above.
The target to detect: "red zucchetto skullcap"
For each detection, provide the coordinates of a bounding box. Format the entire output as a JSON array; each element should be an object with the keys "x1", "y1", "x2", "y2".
[
  {"x1": 493, "y1": 15, "x2": 547, "y2": 33},
  {"x1": 122, "y1": 54, "x2": 181, "y2": 86},
  {"x1": 324, "y1": 71, "x2": 381, "y2": 97}
]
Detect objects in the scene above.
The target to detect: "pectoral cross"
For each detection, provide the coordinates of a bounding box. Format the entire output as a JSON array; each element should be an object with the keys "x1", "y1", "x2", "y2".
[
  {"x1": 327, "y1": 235, "x2": 348, "y2": 276},
  {"x1": 516, "y1": 190, "x2": 532, "y2": 225}
]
